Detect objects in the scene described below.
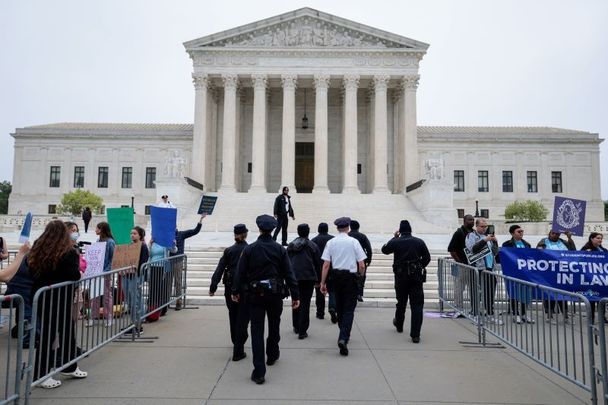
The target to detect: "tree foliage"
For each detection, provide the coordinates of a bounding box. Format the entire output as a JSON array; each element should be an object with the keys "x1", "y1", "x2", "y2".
[
  {"x1": 0, "y1": 181, "x2": 11, "y2": 214},
  {"x1": 504, "y1": 200, "x2": 549, "y2": 222},
  {"x1": 58, "y1": 189, "x2": 103, "y2": 216}
]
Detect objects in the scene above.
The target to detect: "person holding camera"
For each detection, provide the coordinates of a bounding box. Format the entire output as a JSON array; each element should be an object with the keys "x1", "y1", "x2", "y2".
[
  {"x1": 465, "y1": 218, "x2": 501, "y2": 324},
  {"x1": 381, "y1": 220, "x2": 431, "y2": 343}
]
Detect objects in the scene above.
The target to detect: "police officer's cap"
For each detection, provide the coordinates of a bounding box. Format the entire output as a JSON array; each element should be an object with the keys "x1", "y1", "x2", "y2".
[
  {"x1": 399, "y1": 220, "x2": 412, "y2": 234},
  {"x1": 334, "y1": 217, "x2": 351, "y2": 228},
  {"x1": 234, "y1": 224, "x2": 248, "y2": 234},
  {"x1": 256, "y1": 214, "x2": 277, "y2": 231}
]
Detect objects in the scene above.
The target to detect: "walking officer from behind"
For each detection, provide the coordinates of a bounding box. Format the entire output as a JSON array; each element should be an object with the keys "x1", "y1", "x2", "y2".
[
  {"x1": 381, "y1": 220, "x2": 431, "y2": 343},
  {"x1": 209, "y1": 223, "x2": 250, "y2": 362},
  {"x1": 319, "y1": 217, "x2": 367, "y2": 356},
  {"x1": 231, "y1": 215, "x2": 300, "y2": 385}
]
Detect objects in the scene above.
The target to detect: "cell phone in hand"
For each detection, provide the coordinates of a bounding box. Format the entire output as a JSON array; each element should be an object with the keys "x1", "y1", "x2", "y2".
[{"x1": 486, "y1": 225, "x2": 495, "y2": 235}]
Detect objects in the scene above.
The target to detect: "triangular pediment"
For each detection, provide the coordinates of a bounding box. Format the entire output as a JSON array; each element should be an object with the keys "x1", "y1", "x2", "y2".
[{"x1": 184, "y1": 7, "x2": 428, "y2": 50}]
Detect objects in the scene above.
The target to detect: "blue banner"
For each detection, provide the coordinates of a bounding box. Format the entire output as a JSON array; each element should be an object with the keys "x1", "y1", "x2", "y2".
[
  {"x1": 150, "y1": 206, "x2": 177, "y2": 248},
  {"x1": 499, "y1": 247, "x2": 608, "y2": 301},
  {"x1": 19, "y1": 212, "x2": 32, "y2": 243}
]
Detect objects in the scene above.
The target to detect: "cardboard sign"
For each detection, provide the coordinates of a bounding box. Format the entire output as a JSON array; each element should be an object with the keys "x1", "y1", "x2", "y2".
[
  {"x1": 85, "y1": 242, "x2": 107, "y2": 298},
  {"x1": 150, "y1": 206, "x2": 177, "y2": 248},
  {"x1": 19, "y1": 212, "x2": 33, "y2": 243},
  {"x1": 111, "y1": 242, "x2": 141, "y2": 272},
  {"x1": 465, "y1": 244, "x2": 492, "y2": 266},
  {"x1": 552, "y1": 196, "x2": 586, "y2": 236},
  {"x1": 107, "y1": 207, "x2": 134, "y2": 245},
  {"x1": 198, "y1": 195, "x2": 218, "y2": 215}
]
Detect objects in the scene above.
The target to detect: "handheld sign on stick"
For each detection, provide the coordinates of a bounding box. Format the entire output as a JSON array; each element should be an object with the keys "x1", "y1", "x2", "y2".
[
  {"x1": 107, "y1": 207, "x2": 135, "y2": 245},
  {"x1": 150, "y1": 206, "x2": 177, "y2": 248},
  {"x1": 552, "y1": 196, "x2": 586, "y2": 236},
  {"x1": 19, "y1": 212, "x2": 33, "y2": 243},
  {"x1": 198, "y1": 195, "x2": 218, "y2": 215}
]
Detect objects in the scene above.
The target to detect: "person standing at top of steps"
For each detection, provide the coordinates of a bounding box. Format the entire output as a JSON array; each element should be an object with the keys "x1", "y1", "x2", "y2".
[
  {"x1": 272, "y1": 186, "x2": 295, "y2": 246},
  {"x1": 348, "y1": 220, "x2": 372, "y2": 302},
  {"x1": 381, "y1": 220, "x2": 430, "y2": 344}
]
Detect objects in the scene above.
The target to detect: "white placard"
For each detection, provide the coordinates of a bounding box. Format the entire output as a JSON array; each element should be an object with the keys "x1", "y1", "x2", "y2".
[{"x1": 85, "y1": 242, "x2": 107, "y2": 298}]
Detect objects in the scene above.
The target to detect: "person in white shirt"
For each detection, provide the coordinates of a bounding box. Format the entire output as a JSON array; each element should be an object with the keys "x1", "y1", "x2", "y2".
[
  {"x1": 319, "y1": 217, "x2": 366, "y2": 356},
  {"x1": 158, "y1": 194, "x2": 175, "y2": 208}
]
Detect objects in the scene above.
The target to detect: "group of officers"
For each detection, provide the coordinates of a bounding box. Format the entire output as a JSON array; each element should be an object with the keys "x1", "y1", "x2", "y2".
[{"x1": 209, "y1": 214, "x2": 430, "y2": 385}]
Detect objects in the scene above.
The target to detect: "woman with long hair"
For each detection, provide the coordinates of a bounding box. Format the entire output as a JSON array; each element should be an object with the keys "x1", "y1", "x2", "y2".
[
  {"x1": 582, "y1": 233, "x2": 607, "y2": 324},
  {"x1": 87, "y1": 221, "x2": 116, "y2": 326},
  {"x1": 28, "y1": 220, "x2": 87, "y2": 389},
  {"x1": 146, "y1": 237, "x2": 176, "y2": 322},
  {"x1": 122, "y1": 226, "x2": 149, "y2": 334}
]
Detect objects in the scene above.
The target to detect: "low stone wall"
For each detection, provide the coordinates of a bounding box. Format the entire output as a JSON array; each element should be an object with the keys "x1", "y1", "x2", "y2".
[
  {"x1": 490, "y1": 220, "x2": 608, "y2": 237},
  {"x1": 0, "y1": 214, "x2": 149, "y2": 232}
]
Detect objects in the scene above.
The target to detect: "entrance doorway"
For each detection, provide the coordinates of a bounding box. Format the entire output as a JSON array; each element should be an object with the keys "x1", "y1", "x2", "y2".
[{"x1": 295, "y1": 142, "x2": 314, "y2": 193}]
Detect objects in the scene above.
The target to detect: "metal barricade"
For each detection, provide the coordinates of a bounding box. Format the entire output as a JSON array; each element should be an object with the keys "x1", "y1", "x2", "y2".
[
  {"x1": 480, "y1": 269, "x2": 597, "y2": 404},
  {"x1": 1, "y1": 294, "x2": 25, "y2": 405},
  {"x1": 596, "y1": 298, "x2": 608, "y2": 404},
  {"x1": 138, "y1": 254, "x2": 187, "y2": 327},
  {"x1": 24, "y1": 266, "x2": 137, "y2": 398}
]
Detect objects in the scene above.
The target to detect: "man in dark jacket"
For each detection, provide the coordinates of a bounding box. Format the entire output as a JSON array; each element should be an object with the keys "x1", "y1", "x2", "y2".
[
  {"x1": 232, "y1": 214, "x2": 300, "y2": 385},
  {"x1": 82, "y1": 207, "x2": 92, "y2": 233},
  {"x1": 447, "y1": 214, "x2": 474, "y2": 317},
  {"x1": 311, "y1": 223, "x2": 334, "y2": 321},
  {"x1": 170, "y1": 213, "x2": 206, "y2": 310},
  {"x1": 210, "y1": 223, "x2": 250, "y2": 361},
  {"x1": 381, "y1": 220, "x2": 431, "y2": 343},
  {"x1": 272, "y1": 186, "x2": 295, "y2": 246},
  {"x1": 348, "y1": 220, "x2": 372, "y2": 302},
  {"x1": 287, "y1": 224, "x2": 321, "y2": 339}
]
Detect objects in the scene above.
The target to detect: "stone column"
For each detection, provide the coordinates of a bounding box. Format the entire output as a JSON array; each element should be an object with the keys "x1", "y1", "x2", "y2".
[
  {"x1": 402, "y1": 74, "x2": 420, "y2": 190},
  {"x1": 280, "y1": 74, "x2": 297, "y2": 192},
  {"x1": 343, "y1": 74, "x2": 360, "y2": 193},
  {"x1": 191, "y1": 73, "x2": 208, "y2": 186},
  {"x1": 313, "y1": 74, "x2": 330, "y2": 193},
  {"x1": 220, "y1": 74, "x2": 239, "y2": 192},
  {"x1": 373, "y1": 74, "x2": 390, "y2": 193},
  {"x1": 249, "y1": 74, "x2": 267, "y2": 192}
]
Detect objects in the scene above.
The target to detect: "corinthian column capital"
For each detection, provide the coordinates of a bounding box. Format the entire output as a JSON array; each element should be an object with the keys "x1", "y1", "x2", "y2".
[
  {"x1": 221, "y1": 73, "x2": 239, "y2": 90},
  {"x1": 402, "y1": 74, "x2": 420, "y2": 90},
  {"x1": 252, "y1": 74, "x2": 268, "y2": 90},
  {"x1": 373, "y1": 74, "x2": 391, "y2": 92},
  {"x1": 281, "y1": 74, "x2": 298, "y2": 89},
  {"x1": 343, "y1": 74, "x2": 360, "y2": 91},
  {"x1": 313, "y1": 74, "x2": 331, "y2": 90},
  {"x1": 192, "y1": 73, "x2": 209, "y2": 90}
]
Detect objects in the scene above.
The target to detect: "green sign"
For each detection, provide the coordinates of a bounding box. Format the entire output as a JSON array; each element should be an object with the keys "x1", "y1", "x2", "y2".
[{"x1": 106, "y1": 207, "x2": 134, "y2": 245}]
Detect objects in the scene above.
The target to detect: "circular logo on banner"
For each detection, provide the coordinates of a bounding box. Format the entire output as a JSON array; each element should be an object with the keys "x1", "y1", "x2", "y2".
[{"x1": 556, "y1": 199, "x2": 580, "y2": 229}]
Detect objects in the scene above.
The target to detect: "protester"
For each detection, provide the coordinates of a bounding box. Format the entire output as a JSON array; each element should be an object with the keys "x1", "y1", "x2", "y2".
[
  {"x1": 147, "y1": 237, "x2": 177, "y2": 322},
  {"x1": 28, "y1": 220, "x2": 87, "y2": 389},
  {"x1": 2, "y1": 242, "x2": 33, "y2": 343},
  {"x1": 501, "y1": 225, "x2": 534, "y2": 324},
  {"x1": 171, "y1": 213, "x2": 206, "y2": 310},
  {"x1": 210, "y1": 223, "x2": 250, "y2": 361},
  {"x1": 65, "y1": 222, "x2": 86, "y2": 329},
  {"x1": 581, "y1": 232, "x2": 607, "y2": 324},
  {"x1": 287, "y1": 223, "x2": 321, "y2": 339},
  {"x1": 82, "y1": 207, "x2": 92, "y2": 233},
  {"x1": 348, "y1": 220, "x2": 372, "y2": 302},
  {"x1": 0, "y1": 243, "x2": 29, "y2": 282},
  {"x1": 272, "y1": 186, "x2": 295, "y2": 246},
  {"x1": 447, "y1": 214, "x2": 475, "y2": 318},
  {"x1": 87, "y1": 222, "x2": 116, "y2": 327},
  {"x1": 122, "y1": 226, "x2": 150, "y2": 334},
  {"x1": 311, "y1": 223, "x2": 335, "y2": 322}
]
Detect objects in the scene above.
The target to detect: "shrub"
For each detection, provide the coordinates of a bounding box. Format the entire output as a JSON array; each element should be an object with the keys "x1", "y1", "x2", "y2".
[
  {"x1": 504, "y1": 200, "x2": 549, "y2": 222},
  {"x1": 58, "y1": 190, "x2": 103, "y2": 216}
]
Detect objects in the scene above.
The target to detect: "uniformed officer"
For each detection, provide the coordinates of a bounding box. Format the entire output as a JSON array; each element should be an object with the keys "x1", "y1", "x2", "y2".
[
  {"x1": 381, "y1": 220, "x2": 431, "y2": 343},
  {"x1": 209, "y1": 223, "x2": 250, "y2": 361},
  {"x1": 231, "y1": 215, "x2": 300, "y2": 385},
  {"x1": 319, "y1": 217, "x2": 367, "y2": 356}
]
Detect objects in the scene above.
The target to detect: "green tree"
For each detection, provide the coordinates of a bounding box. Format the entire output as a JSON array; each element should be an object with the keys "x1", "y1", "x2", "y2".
[
  {"x1": 58, "y1": 189, "x2": 103, "y2": 216},
  {"x1": 504, "y1": 200, "x2": 549, "y2": 222},
  {"x1": 604, "y1": 200, "x2": 608, "y2": 221},
  {"x1": 0, "y1": 181, "x2": 11, "y2": 214}
]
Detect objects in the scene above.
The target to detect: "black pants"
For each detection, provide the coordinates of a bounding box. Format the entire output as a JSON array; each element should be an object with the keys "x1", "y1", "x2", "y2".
[
  {"x1": 510, "y1": 299, "x2": 527, "y2": 316},
  {"x1": 224, "y1": 293, "x2": 250, "y2": 355},
  {"x1": 543, "y1": 299, "x2": 568, "y2": 318},
  {"x1": 357, "y1": 268, "x2": 367, "y2": 297},
  {"x1": 332, "y1": 270, "x2": 359, "y2": 343},
  {"x1": 272, "y1": 215, "x2": 289, "y2": 245},
  {"x1": 471, "y1": 270, "x2": 497, "y2": 316},
  {"x1": 315, "y1": 285, "x2": 325, "y2": 317},
  {"x1": 292, "y1": 280, "x2": 315, "y2": 334},
  {"x1": 84, "y1": 220, "x2": 90, "y2": 233},
  {"x1": 394, "y1": 272, "x2": 424, "y2": 338},
  {"x1": 248, "y1": 293, "x2": 283, "y2": 378}
]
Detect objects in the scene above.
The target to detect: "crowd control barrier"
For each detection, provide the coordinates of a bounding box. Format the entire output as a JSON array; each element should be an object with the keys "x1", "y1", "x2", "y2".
[
  {"x1": 596, "y1": 298, "x2": 608, "y2": 404},
  {"x1": 439, "y1": 257, "x2": 600, "y2": 404},
  {"x1": 0, "y1": 295, "x2": 25, "y2": 405}
]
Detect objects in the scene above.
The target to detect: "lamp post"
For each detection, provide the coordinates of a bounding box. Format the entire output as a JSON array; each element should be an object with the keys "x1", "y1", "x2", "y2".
[
  {"x1": 131, "y1": 195, "x2": 135, "y2": 213},
  {"x1": 475, "y1": 200, "x2": 480, "y2": 217}
]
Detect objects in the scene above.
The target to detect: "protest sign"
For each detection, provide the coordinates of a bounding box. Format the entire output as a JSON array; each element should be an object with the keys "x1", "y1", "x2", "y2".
[
  {"x1": 107, "y1": 207, "x2": 134, "y2": 245},
  {"x1": 111, "y1": 242, "x2": 141, "y2": 272},
  {"x1": 198, "y1": 195, "x2": 218, "y2": 215},
  {"x1": 85, "y1": 242, "x2": 107, "y2": 298},
  {"x1": 552, "y1": 196, "x2": 586, "y2": 236},
  {"x1": 499, "y1": 247, "x2": 608, "y2": 301},
  {"x1": 465, "y1": 244, "x2": 492, "y2": 266},
  {"x1": 19, "y1": 212, "x2": 33, "y2": 243},
  {"x1": 150, "y1": 206, "x2": 177, "y2": 248}
]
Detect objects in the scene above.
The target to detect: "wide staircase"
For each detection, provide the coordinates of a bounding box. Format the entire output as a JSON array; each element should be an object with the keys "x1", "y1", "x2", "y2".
[{"x1": 184, "y1": 247, "x2": 446, "y2": 309}]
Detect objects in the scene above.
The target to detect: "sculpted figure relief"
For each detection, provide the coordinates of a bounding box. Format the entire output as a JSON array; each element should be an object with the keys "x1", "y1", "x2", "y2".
[
  {"x1": 164, "y1": 150, "x2": 188, "y2": 178},
  {"x1": 424, "y1": 158, "x2": 445, "y2": 181}
]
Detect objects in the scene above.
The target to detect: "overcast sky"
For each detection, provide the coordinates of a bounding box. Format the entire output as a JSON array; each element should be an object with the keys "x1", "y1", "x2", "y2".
[{"x1": 1, "y1": 0, "x2": 606, "y2": 199}]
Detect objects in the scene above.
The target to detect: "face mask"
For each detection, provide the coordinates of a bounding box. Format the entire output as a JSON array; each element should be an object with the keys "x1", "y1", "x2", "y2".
[{"x1": 70, "y1": 232, "x2": 80, "y2": 241}]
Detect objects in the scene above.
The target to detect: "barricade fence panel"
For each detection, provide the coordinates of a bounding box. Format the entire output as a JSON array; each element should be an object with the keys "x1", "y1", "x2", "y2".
[
  {"x1": 597, "y1": 298, "x2": 608, "y2": 404},
  {"x1": 0, "y1": 294, "x2": 24, "y2": 405}
]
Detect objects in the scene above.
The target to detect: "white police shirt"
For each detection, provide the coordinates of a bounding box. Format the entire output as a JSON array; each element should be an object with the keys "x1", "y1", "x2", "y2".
[{"x1": 321, "y1": 232, "x2": 367, "y2": 273}]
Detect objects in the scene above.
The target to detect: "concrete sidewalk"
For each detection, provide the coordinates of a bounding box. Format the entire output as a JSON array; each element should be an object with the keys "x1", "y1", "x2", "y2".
[{"x1": 28, "y1": 306, "x2": 590, "y2": 405}]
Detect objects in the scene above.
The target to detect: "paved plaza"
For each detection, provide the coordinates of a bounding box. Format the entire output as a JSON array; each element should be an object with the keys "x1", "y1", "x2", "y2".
[{"x1": 26, "y1": 305, "x2": 590, "y2": 405}]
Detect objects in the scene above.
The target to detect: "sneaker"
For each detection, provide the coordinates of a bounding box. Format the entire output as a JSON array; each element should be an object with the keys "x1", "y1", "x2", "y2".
[
  {"x1": 60, "y1": 367, "x2": 88, "y2": 379},
  {"x1": 85, "y1": 319, "x2": 95, "y2": 327},
  {"x1": 105, "y1": 320, "x2": 113, "y2": 327},
  {"x1": 524, "y1": 315, "x2": 535, "y2": 324},
  {"x1": 338, "y1": 339, "x2": 348, "y2": 356},
  {"x1": 513, "y1": 315, "x2": 523, "y2": 324},
  {"x1": 489, "y1": 316, "x2": 504, "y2": 326},
  {"x1": 122, "y1": 326, "x2": 143, "y2": 335},
  {"x1": 453, "y1": 312, "x2": 466, "y2": 319},
  {"x1": 40, "y1": 377, "x2": 62, "y2": 389}
]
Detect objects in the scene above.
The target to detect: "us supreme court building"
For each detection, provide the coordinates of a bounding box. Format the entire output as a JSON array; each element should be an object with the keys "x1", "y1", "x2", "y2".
[{"x1": 8, "y1": 8, "x2": 604, "y2": 232}]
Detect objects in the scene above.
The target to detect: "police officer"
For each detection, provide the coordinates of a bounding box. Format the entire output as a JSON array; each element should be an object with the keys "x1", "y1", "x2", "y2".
[
  {"x1": 209, "y1": 223, "x2": 250, "y2": 361},
  {"x1": 348, "y1": 220, "x2": 372, "y2": 302},
  {"x1": 319, "y1": 217, "x2": 367, "y2": 356},
  {"x1": 381, "y1": 220, "x2": 431, "y2": 343},
  {"x1": 231, "y1": 215, "x2": 300, "y2": 385}
]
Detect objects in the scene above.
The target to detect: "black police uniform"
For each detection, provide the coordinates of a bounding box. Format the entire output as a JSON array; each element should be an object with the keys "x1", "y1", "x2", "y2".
[
  {"x1": 381, "y1": 221, "x2": 431, "y2": 341},
  {"x1": 210, "y1": 238, "x2": 249, "y2": 360},
  {"x1": 348, "y1": 221, "x2": 372, "y2": 300},
  {"x1": 232, "y1": 216, "x2": 299, "y2": 382},
  {"x1": 272, "y1": 193, "x2": 295, "y2": 246},
  {"x1": 311, "y1": 226, "x2": 334, "y2": 319}
]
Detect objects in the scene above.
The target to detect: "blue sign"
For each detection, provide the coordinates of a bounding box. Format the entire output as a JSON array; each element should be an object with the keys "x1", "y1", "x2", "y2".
[
  {"x1": 552, "y1": 196, "x2": 586, "y2": 236},
  {"x1": 19, "y1": 212, "x2": 33, "y2": 243},
  {"x1": 499, "y1": 247, "x2": 608, "y2": 301},
  {"x1": 150, "y1": 206, "x2": 177, "y2": 248}
]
